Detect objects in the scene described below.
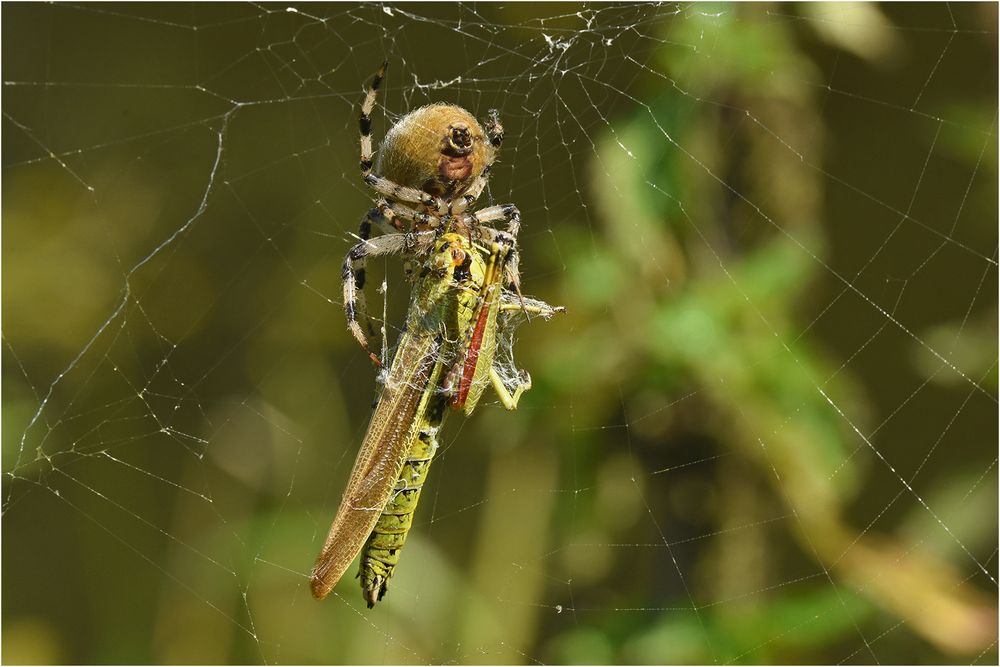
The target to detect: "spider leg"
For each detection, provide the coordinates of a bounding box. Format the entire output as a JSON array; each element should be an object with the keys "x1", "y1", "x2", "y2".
[
  {"x1": 342, "y1": 233, "x2": 410, "y2": 366},
  {"x1": 488, "y1": 366, "x2": 530, "y2": 411},
  {"x1": 359, "y1": 61, "x2": 444, "y2": 211},
  {"x1": 342, "y1": 230, "x2": 437, "y2": 365},
  {"x1": 353, "y1": 209, "x2": 389, "y2": 343},
  {"x1": 353, "y1": 204, "x2": 412, "y2": 341},
  {"x1": 361, "y1": 203, "x2": 400, "y2": 240},
  {"x1": 364, "y1": 173, "x2": 442, "y2": 210},
  {"x1": 359, "y1": 61, "x2": 387, "y2": 177},
  {"x1": 376, "y1": 201, "x2": 441, "y2": 282},
  {"x1": 463, "y1": 205, "x2": 523, "y2": 288},
  {"x1": 449, "y1": 181, "x2": 484, "y2": 216},
  {"x1": 485, "y1": 108, "x2": 504, "y2": 149},
  {"x1": 366, "y1": 199, "x2": 443, "y2": 237},
  {"x1": 383, "y1": 201, "x2": 440, "y2": 231},
  {"x1": 461, "y1": 204, "x2": 521, "y2": 238},
  {"x1": 502, "y1": 246, "x2": 521, "y2": 291},
  {"x1": 449, "y1": 163, "x2": 494, "y2": 215}
]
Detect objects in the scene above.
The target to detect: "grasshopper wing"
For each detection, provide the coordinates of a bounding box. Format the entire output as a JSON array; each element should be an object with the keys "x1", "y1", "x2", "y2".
[{"x1": 311, "y1": 334, "x2": 441, "y2": 600}]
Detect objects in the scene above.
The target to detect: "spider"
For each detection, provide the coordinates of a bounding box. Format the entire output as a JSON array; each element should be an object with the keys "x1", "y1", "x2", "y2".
[{"x1": 343, "y1": 62, "x2": 523, "y2": 366}]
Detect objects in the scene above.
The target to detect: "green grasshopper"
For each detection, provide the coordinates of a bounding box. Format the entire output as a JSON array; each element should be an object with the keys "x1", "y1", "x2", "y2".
[{"x1": 311, "y1": 231, "x2": 562, "y2": 606}]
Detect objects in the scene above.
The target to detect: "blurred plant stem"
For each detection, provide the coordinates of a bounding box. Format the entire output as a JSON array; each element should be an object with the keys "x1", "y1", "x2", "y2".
[
  {"x1": 549, "y1": 4, "x2": 997, "y2": 658},
  {"x1": 457, "y1": 424, "x2": 560, "y2": 662}
]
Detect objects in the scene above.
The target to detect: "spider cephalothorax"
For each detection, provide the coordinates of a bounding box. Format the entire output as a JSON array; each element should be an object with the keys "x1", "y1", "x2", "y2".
[{"x1": 343, "y1": 63, "x2": 522, "y2": 365}]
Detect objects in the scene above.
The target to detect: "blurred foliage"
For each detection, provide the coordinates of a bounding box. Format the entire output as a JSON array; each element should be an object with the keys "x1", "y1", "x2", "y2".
[{"x1": 3, "y1": 2, "x2": 997, "y2": 665}]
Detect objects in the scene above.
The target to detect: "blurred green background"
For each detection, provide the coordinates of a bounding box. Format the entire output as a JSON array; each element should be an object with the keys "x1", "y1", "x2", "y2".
[{"x1": 3, "y1": 2, "x2": 997, "y2": 664}]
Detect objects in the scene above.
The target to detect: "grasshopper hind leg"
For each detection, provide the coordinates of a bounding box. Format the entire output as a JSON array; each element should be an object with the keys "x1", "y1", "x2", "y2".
[{"x1": 490, "y1": 366, "x2": 531, "y2": 410}]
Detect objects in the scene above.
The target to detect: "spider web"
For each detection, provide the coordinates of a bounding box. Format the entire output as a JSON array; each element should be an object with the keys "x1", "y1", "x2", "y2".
[{"x1": 3, "y1": 2, "x2": 997, "y2": 664}]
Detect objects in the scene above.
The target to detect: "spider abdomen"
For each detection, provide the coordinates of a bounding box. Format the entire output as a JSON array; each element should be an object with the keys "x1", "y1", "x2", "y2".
[{"x1": 378, "y1": 103, "x2": 495, "y2": 199}]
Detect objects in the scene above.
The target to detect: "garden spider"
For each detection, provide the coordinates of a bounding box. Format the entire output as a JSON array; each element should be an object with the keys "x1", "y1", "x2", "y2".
[{"x1": 343, "y1": 62, "x2": 523, "y2": 366}]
